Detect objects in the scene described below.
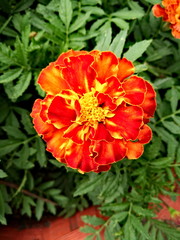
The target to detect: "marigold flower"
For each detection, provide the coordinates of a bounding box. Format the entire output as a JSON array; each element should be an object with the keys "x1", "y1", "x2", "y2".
[
  {"x1": 31, "y1": 50, "x2": 156, "y2": 173},
  {"x1": 152, "y1": 0, "x2": 180, "y2": 38}
]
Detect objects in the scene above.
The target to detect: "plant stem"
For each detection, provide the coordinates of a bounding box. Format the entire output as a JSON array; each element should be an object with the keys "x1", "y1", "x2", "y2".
[{"x1": 0, "y1": 180, "x2": 58, "y2": 206}]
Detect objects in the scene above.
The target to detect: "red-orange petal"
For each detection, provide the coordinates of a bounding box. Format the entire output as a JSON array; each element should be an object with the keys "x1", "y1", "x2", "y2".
[
  {"x1": 95, "y1": 164, "x2": 112, "y2": 173},
  {"x1": 55, "y1": 49, "x2": 88, "y2": 66},
  {"x1": 90, "y1": 50, "x2": 119, "y2": 83},
  {"x1": 140, "y1": 81, "x2": 156, "y2": 120},
  {"x1": 93, "y1": 139, "x2": 127, "y2": 164},
  {"x1": 117, "y1": 58, "x2": 135, "y2": 82},
  {"x1": 122, "y1": 76, "x2": 146, "y2": 105},
  {"x1": 31, "y1": 99, "x2": 54, "y2": 135},
  {"x1": 96, "y1": 92, "x2": 117, "y2": 110},
  {"x1": 138, "y1": 124, "x2": 152, "y2": 144},
  {"x1": 39, "y1": 95, "x2": 54, "y2": 122},
  {"x1": 90, "y1": 123, "x2": 114, "y2": 142},
  {"x1": 171, "y1": 23, "x2": 180, "y2": 39},
  {"x1": 126, "y1": 141, "x2": 144, "y2": 159},
  {"x1": 43, "y1": 127, "x2": 68, "y2": 161},
  {"x1": 152, "y1": 4, "x2": 167, "y2": 19},
  {"x1": 105, "y1": 104, "x2": 143, "y2": 140},
  {"x1": 48, "y1": 95, "x2": 76, "y2": 129},
  {"x1": 62, "y1": 55, "x2": 96, "y2": 95},
  {"x1": 104, "y1": 76, "x2": 125, "y2": 98},
  {"x1": 63, "y1": 123, "x2": 90, "y2": 144},
  {"x1": 65, "y1": 140, "x2": 99, "y2": 172},
  {"x1": 38, "y1": 62, "x2": 69, "y2": 95}
]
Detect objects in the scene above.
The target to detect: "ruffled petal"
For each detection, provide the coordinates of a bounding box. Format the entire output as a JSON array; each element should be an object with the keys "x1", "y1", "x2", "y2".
[
  {"x1": 103, "y1": 76, "x2": 125, "y2": 99},
  {"x1": 65, "y1": 140, "x2": 98, "y2": 172},
  {"x1": 122, "y1": 76, "x2": 146, "y2": 105},
  {"x1": 90, "y1": 50, "x2": 119, "y2": 83},
  {"x1": 31, "y1": 99, "x2": 54, "y2": 135},
  {"x1": 90, "y1": 123, "x2": 114, "y2": 142},
  {"x1": 63, "y1": 123, "x2": 90, "y2": 144},
  {"x1": 117, "y1": 58, "x2": 135, "y2": 82},
  {"x1": 48, "y1": 95, "x2": 76, "y2": 129},
  {"x1": 93, "y1": 139, "x2": 127, "y2": 164},
  {"x1": 95, "y1": 164, "x2": 112, "y2": 173},
  {"x1": 140, "y1": 81, "x2": 156, "y2": 120},
  {"x1": 152, "y1": 4, "x2": 168, "y2": 19},
  {"x1": 171, "y1": 23, "x2": 180, "y2": 39},
  {"x1": 55, "y1": 49, "x2": 88, "y2": 66},
  {"x1": 126, "y1": 141, "x2": 144, "y2": 159},
  {"x1": 106, "y1": 104, "x2": 143, "y2": 140},
  {"x1": 62, "y1": 55, "x2": 96, "y2": 95},
  {"x1": 138, "y1": 124, "x2": 152, "y2": 144},
  {"x1": 38, "y1": 63, "x2": 69, "y2": 95},
  {"x1": 96, "y1": 92, "x2": 117, "y2": 110},
  {"x1": 43, "y1": 127, "x2": 68, "y2": 160}
]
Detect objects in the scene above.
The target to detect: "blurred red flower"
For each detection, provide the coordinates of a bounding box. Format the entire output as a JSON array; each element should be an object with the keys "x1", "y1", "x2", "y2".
[
  {"x1": 31, "y1": 50, "x2": 156, "y2": 173},
  {"x1": 152, "y1": 0, "x2": 180, "y2": 38}
]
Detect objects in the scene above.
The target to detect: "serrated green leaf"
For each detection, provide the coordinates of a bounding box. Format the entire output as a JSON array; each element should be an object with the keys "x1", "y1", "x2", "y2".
[
  {"x1": 0, "y1": 68, "x2": 23, "y2": 84},
  {"x1": 74, "y1": 176, "x2": 101, "y2": 197},
  {"x1": 14, "y1": 37, "x2": 28, "y2": 66},
  {"x1": 112, "y1": 211, "x2": 128, "y2": 221},
  {"x1": 94, "y1": 27, "x2": 112, "y2": 51},
  {"x1": 59, "y1": 0, "x2": 73, "y2": 30},
  {"x1": 69, "y1": 12, "x2": 91, "y2": 33},
  {"x1": 111, "y1": 18, "x2": 129, "y2": 30},
  {"x1": 162, "y1": 121, "x2": 180, "y2": 134},
  {"x1": 0, "y1": 170, "x2": 8, "y2": 179},
  {"x1": 2, "y1": 125, "x2": 26, "y2": 140},
  {"x1": 38, "y1": 181, "x2": 55, "y2": 191},
  {"x1": 150, "y1": 157, "x2": 172, "y2": 168},
  {"x1": 36, "y1": 138, "x2": 46, "y2": 167},
  {"x1": 109, "y1": 30, "x2": 127, "y2": 57},
  {"x1": 82, "y1": 215, "x2": 105, "y2": 226},
  {"x1": 80, "y1": 225, "x2": 96, "y2": 233},
  {"x1": 0, "y1": 139, "x2": 22, "y2": 157},
  {"x1": 104, "y1": 227, "x2": 115, "y2": 240},
  {"x1": 112, "y1": 8, "x2": 144, "y2": 20},
  {"x1": 46, "y1": 202, "x2": 56, "y2": 215},
  {"x1": 124, "y1": 39, "x2": 152, "y2": 62},
  {"x1": 0, "y1": 215, "x2": 7, "y2": 225},
  {"x1": 132, "y1": 205, "x2": 155, "y2": 217},
  {"x1": 35, "y1": 199, "x2": 44, "y2": 220},
  {"x1": 124, "y1": 218, "x2": 137, "y2": 240},
  {"x1": 4, "y1": 71, "x2": 32, "y2": 101},
  {"x1": 130, "y1": 215, "x2": 149, "y2": 239},
  {"x1": 100, "y1": 202, "x2": 129, "y2": 212},
  {"x1": 144, "y1": 0, "x2": 161, "y2": 4}
]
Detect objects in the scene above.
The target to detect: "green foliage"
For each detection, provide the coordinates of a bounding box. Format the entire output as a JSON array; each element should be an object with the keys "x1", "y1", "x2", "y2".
[{"x1": 0, "y1": 0, "x2": 180, "y2": 239}]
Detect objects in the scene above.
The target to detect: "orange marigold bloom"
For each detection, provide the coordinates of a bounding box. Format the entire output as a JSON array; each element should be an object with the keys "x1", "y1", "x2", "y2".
[
  {"x1": 31, "y1": 50, "x2": 156, "y2": 173},
  {"x1": 152, "y1": 0, "x2": 180, "y2": 38}
]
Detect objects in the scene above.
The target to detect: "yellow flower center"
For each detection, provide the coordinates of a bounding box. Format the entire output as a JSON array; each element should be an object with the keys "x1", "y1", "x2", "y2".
[{"x1": 78, "y1": 92, "x2": 108, "y2": 126}]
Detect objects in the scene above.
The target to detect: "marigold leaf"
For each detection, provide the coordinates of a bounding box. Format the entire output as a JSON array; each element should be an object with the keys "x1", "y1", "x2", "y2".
[
  {"x1": 130, "y1": 215, "x2": 150, "y2": 239},
  {"x1": 0, "y1": 170, "x2": 8, "y2": 179},
  {"x1": 111, "y1": 18, "x2": 129, "y2": 30},
  {"x1": 82, "y1": 215, "x2": 105, "y2": 226},
  {"x1": 112, "y1": 211, "x2": 128, "y2": 221},
  {"x1": 123, "y1": 39, "x2": 152, "y2": 62},
  {"x1": 74, "y1": 176, "x2": 101, "y2": 197},
  {"x1": 35, "y1": 199, "x2": 44, "y2": 220},
  {"x1": 2, "y1": 125, "x2": 27, "y2": 140},
  {"x1": 36, "y1": 138, "x2": 47, "y2": 167},
  {"x1": 94, "y1": 27, "x2": 112, "y2": 51},
  {"x1": 0, "y1": 68, "x2": 23, "y2": 84},
  {"x1": 4, "y1": 71, "x2": 32, "y2": 101},
  {"x1": 59, "y1": 0, "x2": 73, "y2": 30},
  {"x1": 80, "y1": 225, "x2": 96, "y2": 233},
  {"x1": 109, "y1": 29, "x2": 127, "y2": 58},
  {"x1": 0, "y1": 140, "x2": 22, "y2": 157},
  {"x1": 69, "y1": 12, "x2": 91, "y2": 34}
]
